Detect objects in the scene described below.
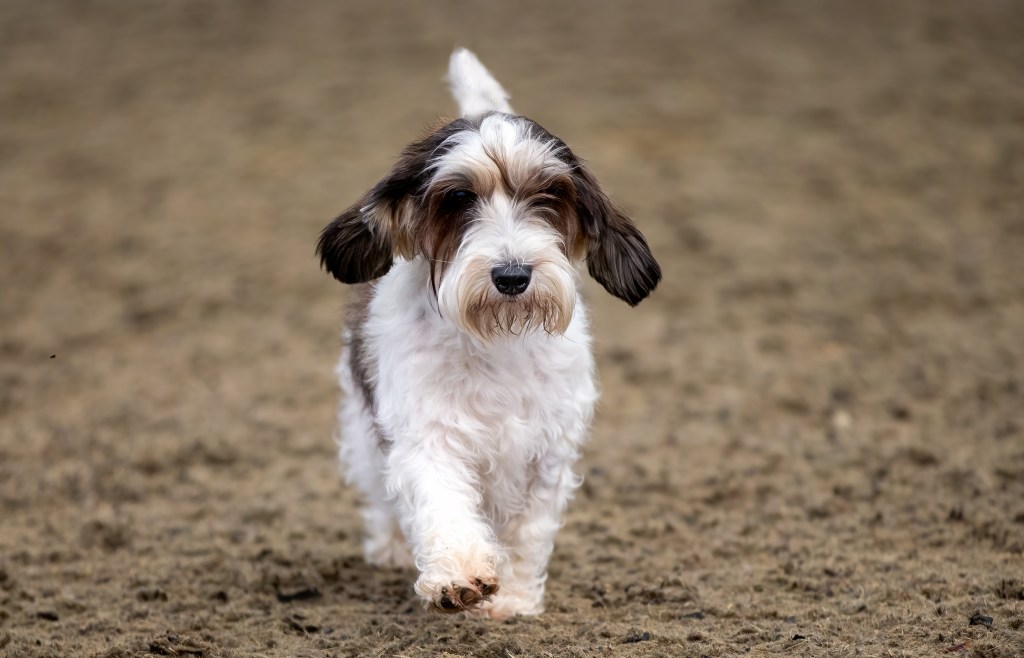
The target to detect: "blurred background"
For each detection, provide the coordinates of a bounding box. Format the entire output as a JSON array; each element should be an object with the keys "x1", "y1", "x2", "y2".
[{"x1": 1, "y1": 2, "x2": 1022, "y2": 656}]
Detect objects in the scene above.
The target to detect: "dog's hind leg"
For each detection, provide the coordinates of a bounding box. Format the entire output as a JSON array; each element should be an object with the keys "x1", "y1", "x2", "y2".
[{"x1": 337, "y1": 348, "x2": 412, "y2": 568}]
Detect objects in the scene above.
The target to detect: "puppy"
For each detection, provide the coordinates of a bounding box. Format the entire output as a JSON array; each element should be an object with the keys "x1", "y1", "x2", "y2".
[{"x1": 317, "y1": 49, "x2": 660, "y2": 618}]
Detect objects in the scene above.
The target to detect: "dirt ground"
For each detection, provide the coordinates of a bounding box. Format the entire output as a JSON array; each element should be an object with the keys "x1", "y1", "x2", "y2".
[{"x1": 2, "y1": 1, "x2": 1023, "y2": 656}]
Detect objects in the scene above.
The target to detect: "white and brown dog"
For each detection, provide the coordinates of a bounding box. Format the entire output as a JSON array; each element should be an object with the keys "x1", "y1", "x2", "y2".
[{"x1": 317, "y1": 49, "x2": 660, "y2": 619}]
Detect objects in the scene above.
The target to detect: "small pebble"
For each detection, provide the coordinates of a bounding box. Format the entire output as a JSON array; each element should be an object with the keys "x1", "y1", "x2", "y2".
[
  {"x1": 831, "y1": 409, "x2": 852, "y2": 430},
  {"x1": 623, "y1": 631, "x2": 651, "y2": 643}
]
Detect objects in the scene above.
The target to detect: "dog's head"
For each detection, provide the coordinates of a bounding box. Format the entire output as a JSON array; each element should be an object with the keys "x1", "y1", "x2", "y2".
[{"x1": 317, "y1": 51, "x2": 660, "y2": 341}]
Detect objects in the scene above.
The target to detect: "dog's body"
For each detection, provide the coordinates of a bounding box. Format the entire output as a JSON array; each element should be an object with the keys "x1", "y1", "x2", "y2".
[{"x1": 318, "y1": 50, "x2": 660, "y2": 618}]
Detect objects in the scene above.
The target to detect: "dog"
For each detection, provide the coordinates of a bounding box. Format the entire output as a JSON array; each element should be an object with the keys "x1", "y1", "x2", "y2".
[{"x1": 316, "y1": 49, "x2": 660, "y2": 618}]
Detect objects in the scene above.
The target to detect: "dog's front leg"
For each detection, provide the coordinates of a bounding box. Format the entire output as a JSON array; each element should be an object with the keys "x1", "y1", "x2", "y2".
[
  {"x1": 489, "y1": 447, "x2": 579, "y2": 619},
  {"x1": 387, "y1": 435, "x2": 502, "y2": 613}
]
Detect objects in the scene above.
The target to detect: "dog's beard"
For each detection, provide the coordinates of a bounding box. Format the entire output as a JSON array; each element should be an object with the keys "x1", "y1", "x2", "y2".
[{"x1": 438, "y1": 255, "x2": 576, "y2": 342}]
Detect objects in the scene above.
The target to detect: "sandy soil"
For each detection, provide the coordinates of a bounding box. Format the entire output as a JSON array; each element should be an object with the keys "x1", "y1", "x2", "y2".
[{"x1": 1, "y1": 1, "x2": 1023, "y2": 656}]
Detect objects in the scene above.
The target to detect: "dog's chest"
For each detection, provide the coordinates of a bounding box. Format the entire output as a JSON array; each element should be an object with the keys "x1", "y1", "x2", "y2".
[
  {"x1": 366, "y1": 267, "x2": 597, "y2": 453},
  {"x1": 450, "y1": 337, "x2": 592, "y2": 447}
]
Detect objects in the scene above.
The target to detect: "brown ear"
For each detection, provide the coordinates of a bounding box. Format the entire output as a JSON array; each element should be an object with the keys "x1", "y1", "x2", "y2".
[
  {"x1": 573, "y1": 165, "x2": 661, "y2": 306},
  {"x1": 316, "y1": 118, "x2": 473, "y2": 284},
  {"x1": 316, "y1": 203, "x2": 394, "y2": 284}
]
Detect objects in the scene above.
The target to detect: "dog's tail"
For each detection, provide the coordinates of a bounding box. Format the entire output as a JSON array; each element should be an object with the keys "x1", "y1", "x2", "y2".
[{"x1": 446, "y1": 48, "x2": 513, "y2": 118}]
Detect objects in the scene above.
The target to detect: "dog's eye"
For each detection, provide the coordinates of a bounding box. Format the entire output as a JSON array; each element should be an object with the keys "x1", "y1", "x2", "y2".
[{"x1": 443, "y1": 189, "x2": 476, "y2": 209}]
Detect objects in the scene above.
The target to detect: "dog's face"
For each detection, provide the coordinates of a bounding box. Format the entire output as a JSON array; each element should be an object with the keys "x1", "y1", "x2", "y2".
[{"x1": 318, "y1": 112, "x2": 660, "y2": 340}]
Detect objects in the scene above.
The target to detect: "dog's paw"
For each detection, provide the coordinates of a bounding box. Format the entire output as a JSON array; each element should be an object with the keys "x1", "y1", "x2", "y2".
[
  {"x1": 415, "y1": 561, "x2": 500, "y2": 613},
  {"x1": 473, "y1": 585, "x2": 543, "y2": 619},
  {"x1": 430, "y1": 578, "x2": 500, "y2": 613}
]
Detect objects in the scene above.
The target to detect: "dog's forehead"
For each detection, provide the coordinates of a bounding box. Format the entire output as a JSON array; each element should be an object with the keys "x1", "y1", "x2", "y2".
[{"x1": 428, "y1": 114, "x2": 572, "y2": 194}]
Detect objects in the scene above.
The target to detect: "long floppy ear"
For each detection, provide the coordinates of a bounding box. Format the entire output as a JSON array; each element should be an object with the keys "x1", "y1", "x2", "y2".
[
  {"x1": 574, "y1": 165, "x2": 662, "y2": 305},
  {"x1": 316, "y1": 119, "x2": 471, "y2": 284},
  {"x1": 315, "y1": 162, "x2": 420, "y2": 284},
  {"x1": 316, "y1": 202, "x2": 394, "y2": 284}
]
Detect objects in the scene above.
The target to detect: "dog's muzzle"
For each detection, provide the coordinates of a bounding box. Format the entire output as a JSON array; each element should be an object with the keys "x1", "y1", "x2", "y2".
[{"x1": 491, "y1": 264, "x2": 532, "y2": 296}]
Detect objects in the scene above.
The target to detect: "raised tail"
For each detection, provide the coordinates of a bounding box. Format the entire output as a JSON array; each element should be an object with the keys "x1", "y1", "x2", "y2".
[{"x1": 446, "y1": 48, "x2": 513, "y2": 118}]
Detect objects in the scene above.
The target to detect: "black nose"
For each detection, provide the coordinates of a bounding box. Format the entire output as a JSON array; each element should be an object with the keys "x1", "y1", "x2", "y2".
[{"x1": 491, "y1": 264, "x2": 532, "y2": 296}]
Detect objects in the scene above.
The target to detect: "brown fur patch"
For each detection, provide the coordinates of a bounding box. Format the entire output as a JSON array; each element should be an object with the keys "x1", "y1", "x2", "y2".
[
  {"x1": 345, "y1": 284, "x2": 375, "y2": 409},
  {"x1": 417, "y1": 185, "x2": 480, "y2": 294},
  {"x1": 344, "y1": 285, "x2": 391, "y2": 453},
  {"x1": 571, "y1": 164, "x2": 661, "y2": 305},
  {"x1": 525, "y1": 174, "x2": 586, "y2": 259}
]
